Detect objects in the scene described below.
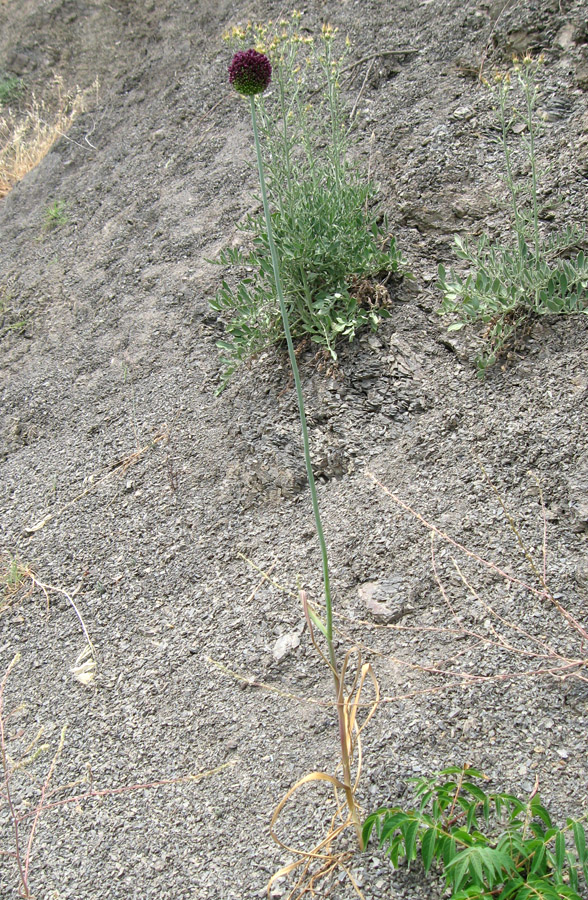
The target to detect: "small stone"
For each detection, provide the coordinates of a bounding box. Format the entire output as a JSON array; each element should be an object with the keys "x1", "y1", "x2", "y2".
[
  {"x1": 359, "y1": 578, "x2": 411, "y2": 623},
  {"x1": 270, "y1": 880, "x2": 286, "y2": 898},
  {"x1": 575, "y1": 560, "x2": 588, "y2": 590},
  {"x1": 453, "y1": 105, "x2": 474, "y2": 120},
  {"x1": 555, "y1": 23, "x2": 577, "y2": 51},
  {"x1": 272, "y1": 631, "x2": 300, "y2": 662},
  {"x1": 539, "y1": 95, "x2": 572, "y2": 122},
  {"x1": 576, "y1": 62, "x2": 588, "y2": 90}
]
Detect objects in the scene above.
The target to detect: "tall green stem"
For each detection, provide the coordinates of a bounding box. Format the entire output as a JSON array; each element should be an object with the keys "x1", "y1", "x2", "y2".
[
  {"x1": 249, "y1": 96, "x2": 336, "y2": 676},
  {"x1": 245, "y1": 76, "x2": 363, "y2": 856}
]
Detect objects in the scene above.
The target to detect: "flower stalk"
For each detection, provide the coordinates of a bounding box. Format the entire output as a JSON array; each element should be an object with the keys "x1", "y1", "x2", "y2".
[
  {"x1": 229, "y1": 48, "x2": 364, "y2": 848},
  {"x1": 249, "y1": 94, "x2": 336, "y2": 672}
]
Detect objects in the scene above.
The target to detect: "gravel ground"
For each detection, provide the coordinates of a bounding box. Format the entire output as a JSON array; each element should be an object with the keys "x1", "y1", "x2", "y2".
[{"x1": 1, "y1": 1, "x2": 587, "y2": 898}]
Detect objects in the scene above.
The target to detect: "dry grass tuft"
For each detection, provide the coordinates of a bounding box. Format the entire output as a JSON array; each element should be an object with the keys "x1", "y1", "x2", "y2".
[{"x1": 0, "y1": 77, "x2": 96, "y2": 198}]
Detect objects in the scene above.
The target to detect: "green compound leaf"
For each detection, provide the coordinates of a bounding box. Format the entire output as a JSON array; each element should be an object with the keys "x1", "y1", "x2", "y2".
[
  {"x1": 461, "y1": 782, "x2": 489, "y2": 804},
  {"x1": 453, "y1": 887, "x2": 494, "y2": 900},
  {"x1": 497, "y1": 875, "x2": 526, "y2": 900},
  {"x1": 376, "y1": 810, "x2": 405, "y2": 842},
  {"x1": 364, "y1": 768, "x2": 587, "y2": 900},
  {"x1": 521, "y1": 874, "x2": 582, "y2": 900},
  {"x1": 445, "y1": 846, "x2": 517, "y2": 891},
  {"x1": 466, "y1": 803, "x2": 480, "y2": 832},
  {"x1": 404, "y1": 818, "x2": 421, "y2": 862},
  {"x1": 530, "y1": 842, "x2": 547, "y2": 875}
]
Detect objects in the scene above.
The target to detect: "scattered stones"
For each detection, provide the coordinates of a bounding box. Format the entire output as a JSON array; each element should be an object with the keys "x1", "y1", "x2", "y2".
[
  {"x1": 574, "y1": 559, "x2": 588, "y2": 590},
  {"x1": 575, "y1": 61, "x2": 588, "y2": 91},
  {"x1": 0, "y1": 1, "x2": 587, "y2": 899}
]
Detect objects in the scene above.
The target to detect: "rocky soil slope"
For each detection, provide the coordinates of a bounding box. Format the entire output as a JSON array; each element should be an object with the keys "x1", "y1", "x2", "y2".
[{"x1": 1, "y1": 1, "x2": 587, "y2": 898}]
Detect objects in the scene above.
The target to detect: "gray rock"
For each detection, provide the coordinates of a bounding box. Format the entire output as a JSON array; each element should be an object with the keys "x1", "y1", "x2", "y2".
[
  {"x1": 359, "y1": 576, "x2": 413, "y2": 623},
  {"x1": 567, "y1": 454, "x2": 588, "y2": 531}
]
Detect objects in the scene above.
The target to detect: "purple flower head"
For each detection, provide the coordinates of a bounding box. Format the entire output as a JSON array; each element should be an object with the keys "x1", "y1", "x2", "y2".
[{"x1": 228, "y1": 49, "x2": 272, "y2": 96}]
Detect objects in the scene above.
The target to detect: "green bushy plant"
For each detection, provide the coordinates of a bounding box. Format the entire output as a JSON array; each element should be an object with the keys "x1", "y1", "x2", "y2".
[
  {"x1": 0, "y1": 74, "x2": 24, "y2": 106},
  {"x1": 438, "y1": 56, "x2": 588, "y2": 375},
  {"x1": 211, "y1": 14, "x2": 403, "y2": 387},
  {"x1": 364, "y1": 765, "x2": 588, "y2": 900}
]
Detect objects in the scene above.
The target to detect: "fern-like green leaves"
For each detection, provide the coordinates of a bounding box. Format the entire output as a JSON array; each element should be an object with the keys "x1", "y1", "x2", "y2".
[{"x1": 363, "y1": 765, "x2": 587, "y2": 900}]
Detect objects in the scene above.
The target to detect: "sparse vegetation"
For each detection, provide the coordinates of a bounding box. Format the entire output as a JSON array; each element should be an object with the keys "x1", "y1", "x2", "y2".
[
  {"x1": 364, "y1": 471, "x2": 588, "y2": 895},
  {"x1": 227, "y1": 35, "x2": 380, "y2": 896},
  {"x1": 438, "y1": 56, "x2": 588, "y2": 374},
  {"x1": 0, "y1": 284, "x2": 26, "y2": 335},
  {"x1": 1, "y1": 3, "x2": 586, "y2": 899},
  {"x1": 1, "y1": 556, "x2": 28, "y2": 599},
  {"x1": 0, "y1": 654, "x2": 233, "y2": 899},
  {"x1": 43, "y1": 199, "x2": 68, "y2": 230}
]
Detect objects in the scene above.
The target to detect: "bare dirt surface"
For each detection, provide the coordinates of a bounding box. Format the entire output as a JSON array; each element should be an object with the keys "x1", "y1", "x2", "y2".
[{"x1": 1, "y1": 1, "x2": 587, "y2": 898}]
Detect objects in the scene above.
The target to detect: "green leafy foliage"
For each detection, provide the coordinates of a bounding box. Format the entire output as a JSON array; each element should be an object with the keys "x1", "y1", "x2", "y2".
[
  {"x1": 438, "y1": 57, "x2": 588, "y2": 375},
  {"x1": 212, "y1": 15, "x2": 403, "y2": 386},
  {"x1": 0, "y1": 74, "x2": 24, "y2": 106},
  {"x1": 43, "y1": 199, "x2": 68, "y2": 230},
  {"x1": 363, "y1": 765, "x2": 587, "y2": 900}
]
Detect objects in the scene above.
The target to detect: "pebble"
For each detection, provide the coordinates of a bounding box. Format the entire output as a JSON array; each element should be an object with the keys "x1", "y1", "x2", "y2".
[{"x1": 453, "y1": 105, "x2": 475, "y2": 120}]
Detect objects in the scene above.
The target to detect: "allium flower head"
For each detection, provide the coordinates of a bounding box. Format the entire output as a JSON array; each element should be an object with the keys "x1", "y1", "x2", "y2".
[{"x1": 228, "y1": 49, "x2": 271, "y2": 96}]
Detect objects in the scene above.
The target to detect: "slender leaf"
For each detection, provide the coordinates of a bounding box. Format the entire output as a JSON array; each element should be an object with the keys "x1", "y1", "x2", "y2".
[
  {"x1": 555, "y1": 831, "x2": 566, "y2": 872},
  {"x1": 404, "y1": 818, "x2": 420, "y2": 862},
  {"x1": 572, "y1": 822, "x2": 586, "y2": 864},
  {"x1": 530, "y1": 843, "x2": 547, "y2": 875},
  {"x1": 421, "y1": 827, "x2": 437, "y2": 872}
]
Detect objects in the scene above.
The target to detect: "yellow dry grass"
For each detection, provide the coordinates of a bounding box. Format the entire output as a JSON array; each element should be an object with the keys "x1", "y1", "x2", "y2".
[{"x1": 0, "y1": 77, "x2": 94, "y2": 198}]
